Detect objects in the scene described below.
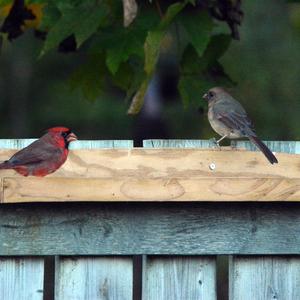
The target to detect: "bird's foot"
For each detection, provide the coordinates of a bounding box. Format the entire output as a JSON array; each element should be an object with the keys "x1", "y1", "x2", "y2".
[{"x1": 209, "y1": 138, "x2": 221, "y2": 149}]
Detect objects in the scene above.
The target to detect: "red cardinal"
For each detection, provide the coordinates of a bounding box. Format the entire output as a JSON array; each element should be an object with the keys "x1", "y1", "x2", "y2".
[{"x1": 0, "y1": 127, "x2": 77, "y2": 176}]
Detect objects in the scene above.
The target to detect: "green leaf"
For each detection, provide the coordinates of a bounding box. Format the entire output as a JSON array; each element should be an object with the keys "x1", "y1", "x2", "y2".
[
  {"x1": 27, "y1": 0, "x2": 47, "y2": 3},
  {"x1": 179, "y1": 11, "x2": 213, "y2": 57},
  {"x1": 178, "y1": 75, "x2": 211, "y2": 108},
  {"x1": 180, "y1": 45, "x2": 205, "y2": 74},
  {"x1": 144, "y1": 2, "x2": 186, "y2": 75},
  {"x1": 41, "y1": 4, "x2": 109, "y2": 55},
  {"x1": 179, "y1": 45, "x2": 235, "y2": 106},
  {"x1": 39, "y1": 2, "x2": 61, "y2": 31},
  {"x1": 159, "y1": 2, "x2": 186, "y2": 29},
  {"x1": 69, "y1": 54, "x2": 106, "y2": 101},
  {"x1": 202, "y1": 34, "x2": 231, "y2": 66},
  {"x1": 127, "y1": 76, "x2": 151, "y2": 114},
  {"x1": 0, "y1": 0, "x2": 11, "y2": 7},
  {"x1": 204, "y1": 61, "x2": 235, "y2": 87},
  {"x1": 144, "y1": 30, "x2": 164, "y2": 75},
  {"x1": 105, "y1": 29, "x2": 144, "y2": 74},
  {"x1": 110, "y1": 62, "x2": 135, "y2": 90},
  {"x1": 91, "y1": 9, "x2": 158, "y2": 75},
  {"x1": 129, "y1": 2, "x2": 188, "y2": 114},
  {"x1": 75, "y1": 7, "x2": 108, "y2": 47}
]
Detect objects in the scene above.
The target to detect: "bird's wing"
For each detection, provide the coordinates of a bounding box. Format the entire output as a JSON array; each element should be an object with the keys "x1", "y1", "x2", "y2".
[
  {"x1": 215, "y1": 109, "x2": 256, "y2": 136},
  {"x1": 8, "y1": 138, "x2": 62, "y2": 166}
]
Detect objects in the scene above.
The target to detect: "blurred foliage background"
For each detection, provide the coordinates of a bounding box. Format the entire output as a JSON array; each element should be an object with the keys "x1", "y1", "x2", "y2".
[{"x1": 0, "y1": 0, "x2": 299, "y2": 145}]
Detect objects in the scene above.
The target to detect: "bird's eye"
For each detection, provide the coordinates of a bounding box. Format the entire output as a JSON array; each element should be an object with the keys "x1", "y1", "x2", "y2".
[
  {"x1": 208, "y1": 91, "x2": 215, "y2": 98},
  {"x1": 61, "y1": 132, "x2": 68, "y2": 138}
]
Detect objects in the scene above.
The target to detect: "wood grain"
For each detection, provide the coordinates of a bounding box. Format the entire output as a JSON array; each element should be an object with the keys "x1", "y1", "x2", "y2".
[
  {"x1": 0, "y1": 148, "x2": 296, "y2": 178},
  {"x1": 1, "y1": 202, "x2": 300, "y2": 255},
  {"x1": 55, "y1": 257, "x2": 133, "y2": 300},
  {"x1": 0, "y1": 139, "x2": 299, "y2": 202},
  {"x1": 143, "y1": 256, "x2": 216, "y2": 300},
  {"x1": 0, "y1": 148, "x2": 299, "y2": 203},
  {"x1": 229, "y1": 256, "x2": 300, "y2": 300},
  {"x1": 3, "y1": 177, "x2": 300, "y2": 202},
  {"x1": 0, "y1": 257, "x2": 44, "y2": 300}
]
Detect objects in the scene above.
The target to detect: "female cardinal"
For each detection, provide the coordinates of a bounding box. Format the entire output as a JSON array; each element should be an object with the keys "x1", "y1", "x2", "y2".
[
  {"x1": 0, "y1": 127, "x2": 77, "y2": 176},
  {"x1": 203, "y1": 87, "x2": 278, "y2": 164}
]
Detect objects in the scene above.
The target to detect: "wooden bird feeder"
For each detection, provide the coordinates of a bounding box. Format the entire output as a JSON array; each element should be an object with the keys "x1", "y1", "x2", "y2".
[{"x1": 0, "y1": 139, "x2": 299, "y2": 299}]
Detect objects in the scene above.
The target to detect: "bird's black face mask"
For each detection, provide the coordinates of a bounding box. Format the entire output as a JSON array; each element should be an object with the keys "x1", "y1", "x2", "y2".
[{"x1": 202, "y1": 91, "x2": 215, "y2": 101}]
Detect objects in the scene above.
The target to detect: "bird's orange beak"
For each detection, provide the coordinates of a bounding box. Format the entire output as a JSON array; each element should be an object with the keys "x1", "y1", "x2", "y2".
[{"x1": 66, "y1": 132, "x2": 78, "y2": 143}]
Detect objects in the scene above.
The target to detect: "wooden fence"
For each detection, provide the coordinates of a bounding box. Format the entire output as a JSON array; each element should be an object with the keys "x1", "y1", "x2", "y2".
[{"x1": 0, "y1": 139, "x2": 299, "y2": 299}]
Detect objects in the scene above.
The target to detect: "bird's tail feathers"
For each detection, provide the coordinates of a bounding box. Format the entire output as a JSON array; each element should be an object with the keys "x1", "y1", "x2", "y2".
[
  {"x1": 248, "y1": 135, "x2": 278, "y2": 164},
  {"x1": 0, "y1": 161, "x2": 11, "y2": 169}
]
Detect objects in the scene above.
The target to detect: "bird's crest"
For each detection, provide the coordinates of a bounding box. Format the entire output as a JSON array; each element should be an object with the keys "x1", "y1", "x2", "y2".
[{"x1": 47, "y1": 127, "x2": 71, "y2": 133}]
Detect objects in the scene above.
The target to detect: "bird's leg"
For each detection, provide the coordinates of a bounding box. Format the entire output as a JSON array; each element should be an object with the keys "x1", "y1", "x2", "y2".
[
  {"x1": 209, "y1": 137, "x2": 219, "y2": 148},
  {"x1": 215, "y1": 135, "x2": 228, "y2": 147},
  {"x1": 209, "y1": 135, "x2": 227, "y2": 149}
]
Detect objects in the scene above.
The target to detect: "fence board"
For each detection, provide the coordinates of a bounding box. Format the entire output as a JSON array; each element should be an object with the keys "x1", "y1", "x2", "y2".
[
  {"x1": 144, "y1": 139, "x2": 300, "y2": 153},
  {"x1": 55, "y1": 257, "x2": 133, "y2": 300},
  {"x1": 1, "y1": 202, "x2": 299, "y2": 255},
  {"x1": 143, "y1": 256, "x2": 216, "y2": 300},
  {"x1": 233, "y1": 140, "x2": 300, "y2": 154},
  {"x1": 0, "y1": 139, "x2": 133, "y2": 149},
  {"x1": 229, "y1": 256, "x2": 300, "y2": 300},
  {"x1": 143, "y1": 139, "x2": 213, "y2": 148},
  {"x1": 0, "y1": 257, "x2": 44, "y2": 300}
]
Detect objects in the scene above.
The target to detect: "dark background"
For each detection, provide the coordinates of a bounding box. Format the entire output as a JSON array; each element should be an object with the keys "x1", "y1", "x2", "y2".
[{"x1": 0, "y1": 0, "x2": 299, "y2": 143}]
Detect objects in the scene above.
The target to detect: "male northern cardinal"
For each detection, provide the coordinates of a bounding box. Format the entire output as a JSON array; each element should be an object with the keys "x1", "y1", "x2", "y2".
[
  {"x1": 0, "y1": 127, "x2": 77, "y2": 176},
  {"x1": 203, "y1": 87, "x2": 278, "y2": 164}
]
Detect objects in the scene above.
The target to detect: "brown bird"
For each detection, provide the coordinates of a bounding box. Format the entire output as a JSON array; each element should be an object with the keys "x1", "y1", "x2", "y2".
[
  {"x1": 203, "y1": 87, "x2": 278, "y2": 164},
  {"x1": 0, "y1": 127, "x2": 77, "y2": 176}
]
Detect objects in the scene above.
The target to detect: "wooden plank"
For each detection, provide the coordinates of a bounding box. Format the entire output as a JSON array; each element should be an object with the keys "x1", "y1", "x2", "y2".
[
  {"x1": 233, "y1": 140, "x2": 300, "y2": 154},
  {"x1": 0, "y1": 148, "x2": 298, "y2": 180},
  {"x1": 143, "y1": 139, "x2": 213, "y2": 148},
  {"x1": 0, "y1": 257, "x2": 44, "y2": 300},
  {"x1": 0, "y1": 139, "x2": 133, "y2": 149},
  {"x1": 3, "y1": 177, "x2": 300, "y2": 202},
  {"x1": 144, "y1": 139, "x2": 300, "y2": 154},
  {"x1": 1, "y1": 202, "x2": 300, "y2": 255},
  {"x1": 56, "y1": 257, "x2": 133, "y2": 300},
  {"x1": 0, "y1": 178, "x2": 3, "y2": 203},
  {"x1": 0, "y1": 145, "x2": 299, "y2": 202},
  {"x1": 0, "y1": 139, "x2": 38, "y2": 149},
  {"x1": 142, "y1": 256, "x2": 216, "y2": 300},
  {"x1": 229, "y1": 256, "x2": 300, "y2": 300}
]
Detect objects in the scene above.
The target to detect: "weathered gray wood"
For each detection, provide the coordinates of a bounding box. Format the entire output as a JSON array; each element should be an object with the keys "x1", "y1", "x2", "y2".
[
  {"x1": 0, "y1": 139, "x2": 296, "y2": 152},
  {"x1": 56, "y1": 257, "x2": 133, "y2": 300},
  {"x1": 69, "y1": 140, "x2": 133, "y2": 149},
  {"x1": 0, "y1": 139, "x2": 37, "y2": 148},
  {"x1": 143, "y1": 256, "x2": 216, "y2": 300},
  {"x1": 1, "y1": 203, "x2": 300, "y2": 255},
  {"x1": 229, "y1": 256, "x2": 300, "y2": 300},
  {"x1": 0, "y1": 139, "x2": 133, "y2": 149},
  {"x1": 143, "y1": 139, "x2": 213, "y2": 148},
  {"x1": 0, "y1": 257, "x2": 44, "y2": 300},
  {"x1": 143, "y1": 139, "x2": 300, "y2": 154},
  {"x1": 232, "y1": 140, "x2": 300, "y2": 154}
]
